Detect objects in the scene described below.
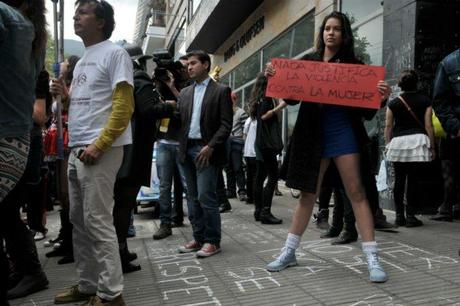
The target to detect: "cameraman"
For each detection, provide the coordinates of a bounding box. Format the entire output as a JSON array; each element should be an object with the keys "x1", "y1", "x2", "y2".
[
  {"x1": 153, "y1": 53, "x2": 190, "y2": 240},
  {"x1": 113, "y1": 44, "x2": 176, "y2": 272}
]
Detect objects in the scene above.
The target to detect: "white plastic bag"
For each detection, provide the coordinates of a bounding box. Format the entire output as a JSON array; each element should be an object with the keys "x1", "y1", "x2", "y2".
[{"x1": 376, "y1": 158, "x2": 388, "y2": 192}]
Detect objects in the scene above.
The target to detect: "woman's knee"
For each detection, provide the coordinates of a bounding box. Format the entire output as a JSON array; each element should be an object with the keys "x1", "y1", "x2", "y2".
[
  {"x1": 299, "y1": 191, "x2": 316, "y2": 207},
  {"x1": 346, "y1": 184, "x2": 367, "y2": 203}
]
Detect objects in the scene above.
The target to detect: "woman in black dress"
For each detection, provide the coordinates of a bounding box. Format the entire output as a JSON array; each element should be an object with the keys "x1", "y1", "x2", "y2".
[
  {"x1": 265, "y1": 11, "x2": 391, "y2": 283},
  {"x1": 384, "y1": 70, "x2": 434, "y2": 227}
]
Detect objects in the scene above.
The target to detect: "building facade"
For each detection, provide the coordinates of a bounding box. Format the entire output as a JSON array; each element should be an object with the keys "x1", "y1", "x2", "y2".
[
  {"x1": 133, "y1": 0, "x2": 153, "y2": 46},
  {"x1": 133, "y1": 0, "x2": 167, "y2": 61}
]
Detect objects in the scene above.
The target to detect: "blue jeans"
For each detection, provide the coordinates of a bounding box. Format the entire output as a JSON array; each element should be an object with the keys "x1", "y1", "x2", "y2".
[
  {"x1": 156, "y1": 142, "x2": 186, "y2": 225},
  {"x1": 181, "y1": 144, "x2": 221, "y2": 245}
]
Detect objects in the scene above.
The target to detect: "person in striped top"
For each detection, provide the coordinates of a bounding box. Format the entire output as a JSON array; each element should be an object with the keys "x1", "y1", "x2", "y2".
[{"x1": 224, "y1": 92, "x2": 249, "y2": 202}]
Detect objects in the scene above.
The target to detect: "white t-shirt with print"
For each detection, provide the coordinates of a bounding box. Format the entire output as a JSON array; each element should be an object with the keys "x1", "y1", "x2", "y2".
[
  {"x1": 243, "y1": 117, "x2": 257, "y2": 158},
  {"x1": 68, "y1": 40, "x2": 133, "y2": 148}
]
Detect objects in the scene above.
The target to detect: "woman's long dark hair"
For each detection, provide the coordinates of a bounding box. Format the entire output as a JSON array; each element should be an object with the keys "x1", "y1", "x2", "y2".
[
  {"x1": 4, "y1": 0, "x2": 48, "y2": 58},
  {"x1": 65, "y1": 55, "x2": 81, "y2": 87},
  {"x1": 248, "y1": 73, "x2": 268, "y2": 119},
  {"x1": 315, "y1": 11, "x2": 356, "y2": 61}
]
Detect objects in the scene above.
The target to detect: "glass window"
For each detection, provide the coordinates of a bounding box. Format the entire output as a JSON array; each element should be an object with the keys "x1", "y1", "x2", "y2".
[
  {"x1": 241, "y1": 83, "x2": 255, "y2": 109},
  {"x1": 220, "y1": 74, "x2": 230, "y2": 87},
  {"x1": 292, "y1": 13, "x2": 315, "y2": 57},
  {"x1": 353, "y1": 15, "x2": 383, "y2": 65},
  {"x1": 341, "y1": 0, "x2": 382, "y2": 24},
  {"x1": 235, "y1": 89, "x2": 243, "y2": 108},
  {"x1": 192, "y1": 0, "x2": 202, "y2": 15},
  {"x1": 150, "y1": 0, "x2": 166, "y2": 27},
  {"x1": 188, "y1": 0, "x2": 202, "y2": 21},
  {"x1": 173, "y1": 17, "x2": 186, "y2": 56},
  {"x1": 262, "y1": 29, "x2": 293, "y2": 64},
  {"x1": 342, "y1": 0, "x2": 383, "y2": 65},
  {"x1": 233, "y1": 52, "x2": 261, "y2": 89}
]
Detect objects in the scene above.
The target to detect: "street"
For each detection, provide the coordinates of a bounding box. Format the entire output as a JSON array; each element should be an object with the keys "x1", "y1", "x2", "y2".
[{"x1": 10, "y1": 186, "x2": 460, "y2": 306}]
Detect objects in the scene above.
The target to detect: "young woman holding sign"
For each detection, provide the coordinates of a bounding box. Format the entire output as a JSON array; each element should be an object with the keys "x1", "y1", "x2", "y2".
[{"x1": 264, "y1": 11, "x2": 391, "y2": 283}]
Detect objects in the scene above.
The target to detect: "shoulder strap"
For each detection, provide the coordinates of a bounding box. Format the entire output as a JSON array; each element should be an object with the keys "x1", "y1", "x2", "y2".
[{"x1": 397, "y1": 95, "x2": 424, "y2": 128}]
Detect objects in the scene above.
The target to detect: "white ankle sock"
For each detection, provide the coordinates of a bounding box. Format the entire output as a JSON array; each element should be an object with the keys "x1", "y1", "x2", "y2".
[
  {"x1": 362, "y1": 241, "x2": 378, "y2": 253},
  {"x1": 285, "y1": 233, "x2": 301, "y2": 250}
]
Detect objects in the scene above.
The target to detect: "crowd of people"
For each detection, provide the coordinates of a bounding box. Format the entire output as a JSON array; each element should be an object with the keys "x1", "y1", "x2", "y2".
[{"x1": 1, "y1": 0, "x2": 460, "y2": 305}]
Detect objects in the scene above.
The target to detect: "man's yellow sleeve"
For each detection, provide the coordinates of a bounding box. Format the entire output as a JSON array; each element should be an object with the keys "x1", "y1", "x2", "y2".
[{"x1": 94, "y1": 82, "x2": 134, "y2": 151}]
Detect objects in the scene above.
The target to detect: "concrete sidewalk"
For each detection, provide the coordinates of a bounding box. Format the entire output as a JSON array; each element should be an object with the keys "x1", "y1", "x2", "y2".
[{"x1": 9, "y1": 186, "x2": 460, "y2": 306}]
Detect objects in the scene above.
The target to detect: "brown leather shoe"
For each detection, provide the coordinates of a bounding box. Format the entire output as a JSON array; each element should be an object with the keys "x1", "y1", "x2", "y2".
[
  {"x1": 196, "y1": 243, "x2": 221, "y2": 258},
  {"x1": 178, "y1": 241, "x2": 202, "y2": 253},
  {"x1": 54, "y1": 285, "x2": 93, "y2": 304},
  {"x1": 83, "y1": 295, "x2": 125, "y2": 306}
]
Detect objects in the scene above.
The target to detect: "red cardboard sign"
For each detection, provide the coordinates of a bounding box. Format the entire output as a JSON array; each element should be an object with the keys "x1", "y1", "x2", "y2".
[{"x1": 266, "y1": 58, "x2": 386, "y2": 109}]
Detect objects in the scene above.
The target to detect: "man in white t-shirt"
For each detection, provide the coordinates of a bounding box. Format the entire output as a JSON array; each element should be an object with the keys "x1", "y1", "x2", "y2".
[{"x1": 51, "y1": 1, "x2": 134, "y2": 305}]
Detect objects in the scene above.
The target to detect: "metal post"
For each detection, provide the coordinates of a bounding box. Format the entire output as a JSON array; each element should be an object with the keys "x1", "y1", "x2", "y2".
[
  {"x1": 59, "y1": 0, "x2": 65, "y2": 63},
  {"x1": 51, "y1": 0, "x2": 65, "y2": 205},
  {"x1": 52, "y1": 0, "x2": 64, "y2": 160}
]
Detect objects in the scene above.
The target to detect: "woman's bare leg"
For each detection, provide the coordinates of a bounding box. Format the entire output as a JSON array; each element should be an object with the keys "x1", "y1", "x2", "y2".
[
  {"x1": 334, "y1": 154, "x2": 388, "y2": 282},
  {"x1": 334, "y1": 154, "x2": 374, "y2": 242},
  {"x1": 289, "y1": 159, "x2": 330, "y2": 236},
  {"x1": 267, "y1": 159, "x2": 331, "y2": 271}
]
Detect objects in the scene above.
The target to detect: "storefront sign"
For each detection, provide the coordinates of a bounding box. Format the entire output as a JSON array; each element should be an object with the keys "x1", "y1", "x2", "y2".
[
  {"x1": 224, "y1": 16, "x2": 265, "y2": 62},
  {"x1": 266, "y1": 58, "x2": 386, "y2": 109}
]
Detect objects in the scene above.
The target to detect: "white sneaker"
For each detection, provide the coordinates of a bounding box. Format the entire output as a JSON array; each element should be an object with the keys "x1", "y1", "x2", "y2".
[
  {"x1": 366, "y1": 251, "x2": 388, "y2": 283},
  {"x1": 34, "y1": 231, "x2": 46, "y2": 241},
  {"x1": 266, "y1": 248, "x2": 297, "y2": 272}
]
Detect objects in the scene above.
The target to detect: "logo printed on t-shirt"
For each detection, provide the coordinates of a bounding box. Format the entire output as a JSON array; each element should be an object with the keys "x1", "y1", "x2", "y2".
[{"x1": 73, "y1": 72, "x2": 87, "y2": 88}]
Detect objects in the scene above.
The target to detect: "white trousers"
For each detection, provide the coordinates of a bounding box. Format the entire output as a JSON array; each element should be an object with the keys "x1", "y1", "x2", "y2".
[{"x1": 68, "y1": 146, "x2": 123, "y2": 300}]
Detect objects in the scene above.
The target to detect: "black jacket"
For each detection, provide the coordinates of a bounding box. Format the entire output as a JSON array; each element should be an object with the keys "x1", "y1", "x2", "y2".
[
  {"x1": 256, "y1": 97, "x2": 283, "y2": 157},
  {"x1": 178, "y1": 79, "x2": 233, "y2": 165},
  {"x1": 284, "y1": 52, "x2": 378, "y2": 193},
  {"x1": 117, "y1": 69, "x2": 175, "y2": 186}
]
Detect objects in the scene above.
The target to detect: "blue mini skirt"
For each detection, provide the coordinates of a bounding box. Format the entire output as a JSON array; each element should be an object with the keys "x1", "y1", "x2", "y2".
[{"x1": 321, "y1": 105, "x2": 359, "y2": 158}]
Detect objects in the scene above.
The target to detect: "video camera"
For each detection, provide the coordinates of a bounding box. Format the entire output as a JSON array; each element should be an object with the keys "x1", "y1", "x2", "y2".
[{"x1": 152, "y1": 48, "x2": 186, "y2": 84}]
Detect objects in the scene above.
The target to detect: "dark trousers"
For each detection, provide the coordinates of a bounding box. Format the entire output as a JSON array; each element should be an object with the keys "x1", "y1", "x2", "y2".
[
  {"x1": 26, "y1": 178, "x2": 47, "y2": 234},
  {"x1": 3, "y1": 178, "x2": 43, "y2": 277},
  {"x1": 318, "y1": 186, "x2": 333, "y2": 210},
  {"x1": 359, "y1": 145, "x2": 380, "y2": 218},
  {"x1": 439, "y1": 159, "x2": 460, "y2": 214},
  {"x1": 216, "y1": 168, "x2": 229, "y2": 205},
  {"x1": 113, "y1": 180, "x2": 140, "y2": 247},
  {"x1": 22, "y1": 133, "x2": 46, "y2": 233},
  {"x1": 393, "y1": 162, "x2": 425, "y2": 217},
  {"x1": 318, "y1": 186, "x2": 356, "y2": 233},
  {"x1": 438, "y1": 138, "x2": 460, "y2": 214},
  {"x1": 330, "y1": 188, "x2": 356, "y2": 233},
  {"x1": 172, "y1": 165, "x2": 185, "y2": 223},
  {"x1": 245, "y1": 157, "x2": 257, "y2": 203},
  {"x1": 225, "y1": 138, "x2": 246, "y2": 195},
  {"x1": 58, "y1": 208, "x2": 73, "y2": 251},
  {"x1": 254, "y1": 150, "x2": 279, "y2": 215},
  {"x1": 0, "y1": 231, "x2": 7, "y2": 305}
]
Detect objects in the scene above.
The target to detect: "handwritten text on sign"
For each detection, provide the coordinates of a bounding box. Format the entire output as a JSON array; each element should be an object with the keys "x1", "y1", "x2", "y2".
[{"x1": 266, "y1": 58, "x2": 386, "y2": 109}]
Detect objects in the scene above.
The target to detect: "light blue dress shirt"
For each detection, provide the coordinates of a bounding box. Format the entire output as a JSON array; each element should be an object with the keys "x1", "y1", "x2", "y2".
[{"x1": 188, "y1": 77, "x2": 211, "y2": 139}]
